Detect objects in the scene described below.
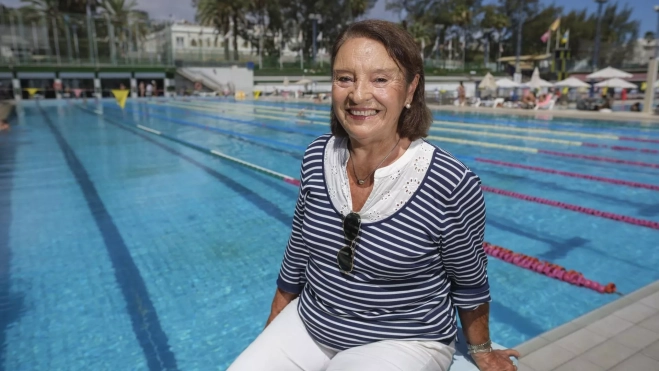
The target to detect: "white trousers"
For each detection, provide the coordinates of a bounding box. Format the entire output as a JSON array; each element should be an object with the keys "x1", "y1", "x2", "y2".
[{"x1": 227, "y1": 299, "x2": 455, "y2": 371}]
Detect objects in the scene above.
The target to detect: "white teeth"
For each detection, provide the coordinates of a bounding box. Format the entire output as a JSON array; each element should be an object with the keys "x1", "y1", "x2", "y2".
[{"x1": 349, "y1": 109, "x2": 377, "y2": 116}]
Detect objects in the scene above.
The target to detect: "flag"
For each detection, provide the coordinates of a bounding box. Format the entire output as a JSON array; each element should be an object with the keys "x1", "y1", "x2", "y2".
[
  {"x1": 549, "y1": 18, "x2": 561, "y2": 32},
  {"x1": 111, "y1": 89, "x2": 129, "y2": 109},
  {"x1": 561, "y1": 29, "x2": 570, "y2": 44},
  {"x1": 499, "y1": 42, "x2": 503, "y2": 54},
  {"x1": 541, "y1": 30, "x2": 550, "y2": 43},
  {"x1": 25, "y1": 88, "x2": 39, "y2": 98},
  {"x1": 298, "y1": 30, "x2": 303, "y2": 43},
  {"x1": 316, "y1": 31, "x2": 323, "y2": 42}
]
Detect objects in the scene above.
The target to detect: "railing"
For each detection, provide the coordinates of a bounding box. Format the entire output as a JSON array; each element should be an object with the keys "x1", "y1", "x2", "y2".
[{"x1": 0, "y1": 10, "x2": 173, "y2": 67}]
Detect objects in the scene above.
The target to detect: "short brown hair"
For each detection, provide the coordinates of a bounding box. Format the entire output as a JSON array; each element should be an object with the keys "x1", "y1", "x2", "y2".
[{"x1": 329, "y1": 19, "x2": 432, "y2": 140}]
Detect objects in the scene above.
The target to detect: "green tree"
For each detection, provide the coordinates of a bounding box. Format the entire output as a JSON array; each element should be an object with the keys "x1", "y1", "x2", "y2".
[{"x1": 193, "y1": 0, "x2": 246, "y2": 61}]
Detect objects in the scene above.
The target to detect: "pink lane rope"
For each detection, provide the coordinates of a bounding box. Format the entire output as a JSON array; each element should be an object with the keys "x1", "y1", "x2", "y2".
[
  {"x1": 481, "y1": 185, "x2": 659, "y2": 230},
  {"x1": 483, "y1": 242, "x2": 618, "y2": 294},
  {"x1": 620, "y1": 136, "x2": 659, "y2": 144},
  {"x1": 475, "y1": 158, "x2": 659, "y2": 192},
  {"x1": 581, "y1": 142, "x2": 659, "y2": 154},
  {"x1": 538, "y1": 149, "x2": 659, "y2": 169}
]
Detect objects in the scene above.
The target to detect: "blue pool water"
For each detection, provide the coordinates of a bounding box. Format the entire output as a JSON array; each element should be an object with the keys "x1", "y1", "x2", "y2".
[{"x1": 1, "y1": 98, "x2": 658, "y2": 370}]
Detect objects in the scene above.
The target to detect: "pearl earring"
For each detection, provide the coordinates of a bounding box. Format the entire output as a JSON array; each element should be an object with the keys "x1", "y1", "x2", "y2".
[{"x1": 405, "y1": 103, "x2": 411, "y2": 109}]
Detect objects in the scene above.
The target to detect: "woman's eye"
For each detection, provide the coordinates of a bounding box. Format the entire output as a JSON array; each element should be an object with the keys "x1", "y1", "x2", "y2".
[{"x1": 375, "y1": 78, "x2": 388, "y2": 83}]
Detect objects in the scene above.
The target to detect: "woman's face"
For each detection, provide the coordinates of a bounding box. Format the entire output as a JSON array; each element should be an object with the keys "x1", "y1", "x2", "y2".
[{"x1": 332, "y1": 37, "x2": 418, "y2": 143}]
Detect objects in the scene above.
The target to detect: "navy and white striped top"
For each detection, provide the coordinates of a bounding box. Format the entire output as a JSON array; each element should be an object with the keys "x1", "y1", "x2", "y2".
[{"x1": 276, "y1": 134, "x2": 490, "y2": 350}]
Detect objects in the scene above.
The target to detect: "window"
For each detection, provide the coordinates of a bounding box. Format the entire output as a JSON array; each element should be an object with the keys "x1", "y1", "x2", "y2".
[
  {"x1": 176, "y1": 37, "x2": 184, "y2": 47},
  {"x1": 207, "y1": 38, "x2": 211, "y2": 47},
  {"x1": 191, "y1": 39, "x2": 197, "y2": 47}
]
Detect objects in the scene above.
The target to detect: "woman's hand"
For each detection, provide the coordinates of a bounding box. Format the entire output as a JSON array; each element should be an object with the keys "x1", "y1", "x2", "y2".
[
  {"x1": 471, "y1": 349, "x2": 521, "y2": 371},
  {"x1": 264, "y1": 288, "x2": 299, "y2": 329}
]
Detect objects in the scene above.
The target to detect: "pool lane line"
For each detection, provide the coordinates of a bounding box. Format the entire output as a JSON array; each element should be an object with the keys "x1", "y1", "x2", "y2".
[
  {"x1": 146, "y1": 102, "x2": 324, "y2": 137},
  {"x1": 481, "y1": 185, "x2": 659, "y2": 230},
  {"x1": 103, "y1": 108, "x2": 304, "y2": 161},
  {"x1": 0, "y1": 123, "x2": 20, "y2": 371},
  {"x1": 189, "y1": 101, "x2": 659, "y2": 152},
  {"x1": 102, "y1": 104, "x2": 308, "y2": 152},
  {"x1": 158, "y1": 102, "x2": 659, "y2": 190},
  {"x1": 89, "y1": 106, "x2": 302, "y2": 187},
  {"x1": 167, "y1": 102, "x2": 593, "y2": 147},
  {"x1": 473, "y1": 158, "x2": 659, "y2": 192},
  {"x1": 93, "y1": 105, "x2": 659, "y2": 231},
  {"x1": 37, "y1": 104, "x2": 180, "y2": 371},
  {"x1": 212, "y1": 101, "x2": 659, "y2": 143},
  {"x1": 483, "y1": 242, "x2": 619, "y2": 295}
]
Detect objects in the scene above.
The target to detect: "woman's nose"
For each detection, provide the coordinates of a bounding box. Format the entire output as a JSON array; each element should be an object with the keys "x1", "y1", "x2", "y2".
[{"x1": 349, "y1": 79, "x2": 372, "y2": 103}]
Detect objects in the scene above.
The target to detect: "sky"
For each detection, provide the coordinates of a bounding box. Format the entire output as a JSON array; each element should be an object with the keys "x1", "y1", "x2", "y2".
[{"x1": 1, "y1": 0, "x2": 656, "y2": 34}]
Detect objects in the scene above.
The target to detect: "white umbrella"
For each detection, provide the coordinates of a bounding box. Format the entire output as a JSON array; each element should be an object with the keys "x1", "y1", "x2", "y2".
[
  {"x1": 525, "y1": 67, "x2": 553, "y2": 89},
  {"x1": 495, "y1": 78, "x2": 521, "y2": 88},
  {"x1": 586, "y1": 66, "x2": 633, "y2": 79},
  {"x1": 478, "y1": 72, "x2": 497, "y2": 90},
  {"x1": 294, "y1": 78, "x2": 313, "y2": 85},
  {"x1": 553, "y1": 77, "x2": 591, "y2": 88},
  {"x1": 594, "y1": 78, "x2": 637, "y2": 89}
]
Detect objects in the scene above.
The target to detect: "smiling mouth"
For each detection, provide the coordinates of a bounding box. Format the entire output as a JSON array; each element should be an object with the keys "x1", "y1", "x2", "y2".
[{"x1": 347, "y1": 109, "x2": 379, "y2": 117}]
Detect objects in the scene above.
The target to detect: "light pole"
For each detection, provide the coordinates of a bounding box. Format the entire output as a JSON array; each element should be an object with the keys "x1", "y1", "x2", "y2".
[
  {"x1": 592, "y1": 0, "x2": 607, "y2": 71},
  {"x1": 483, "y1": 28, "x2": 493, "y2": 67},
  {"x1": 434, "y1": 24, "x2": 444, "y2": 66},
  {"x1": 514, "y1": 0, "x2": 523, "y2": 82},
  {"x1": 309, "y1": 13, "x2": 321, "y2": 65},
  {"x1": 655, "y1": 5, "x2": 659, "y2": 58}
]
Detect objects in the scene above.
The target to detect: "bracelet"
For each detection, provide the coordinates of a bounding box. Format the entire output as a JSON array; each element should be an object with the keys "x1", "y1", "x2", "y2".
[{"x1": 467, "y1": 339, "x2": 493, "y2": 355}]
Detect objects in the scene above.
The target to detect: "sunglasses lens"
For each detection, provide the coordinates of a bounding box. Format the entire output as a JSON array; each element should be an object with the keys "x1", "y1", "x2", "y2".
[
  {"x1": 337, "y1": 246, "x2": 353, "y2": 272},
  {"x1": 344, "y1": 212, "x2": 361, "y2": 241}
]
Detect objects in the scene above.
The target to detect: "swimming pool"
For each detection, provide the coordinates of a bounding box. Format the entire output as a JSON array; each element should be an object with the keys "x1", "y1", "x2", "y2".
[{"x1": 1, "y1": 98, "x2": 658, "y2": 370}]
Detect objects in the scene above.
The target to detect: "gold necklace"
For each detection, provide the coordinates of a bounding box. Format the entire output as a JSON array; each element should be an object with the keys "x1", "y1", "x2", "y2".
[{"x1": 350, "y1": 137, "x2": 401, "y2": 185}]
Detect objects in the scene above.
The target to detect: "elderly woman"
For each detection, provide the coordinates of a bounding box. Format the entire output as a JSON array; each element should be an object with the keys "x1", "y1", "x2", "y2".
[{"x1": 228, "y1": 20, "x2": 519, "y2": 371}]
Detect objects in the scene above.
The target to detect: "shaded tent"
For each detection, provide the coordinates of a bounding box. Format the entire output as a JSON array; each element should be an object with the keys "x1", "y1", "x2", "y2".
[
  {"x1": 594, "y1": 78, "x2": 637, "y2": 89},
  {"x1": 524, "y1": 67, "x2": 553, "y2": 89},
  {"x1": 495, "y1": 78, "x2": 521, "y2": 88},
  {"x1": 586, "y1": 67, "x2": 633, "y2": 80},
  {"x1": 478, "y1": 72, "x2": 498, "y2": 90},
  {"x1": 553, "y1": 77, "x2": 591, "y2": 88}
]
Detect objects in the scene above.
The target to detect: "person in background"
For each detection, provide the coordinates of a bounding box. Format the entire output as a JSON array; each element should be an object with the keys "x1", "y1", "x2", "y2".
[
  {"x1": 630, "y1": 102, "x2": 641, "y2": 112},
  {"x1": 228, "y1": 19, "x2": 519, "y2": 371},
  {"x1": 457, "y1": 81, "x2": 466, "y2": 106},
  {"x1": 146, "y1": 81, "x2": 153, "y2": 98},
  {"x1": 139, "y1": 81, "x2": 145, "y2": 97},
  {"x1": 621, "y1": 88, "x2": 627, "y2": 102},
  {"x1": 152, "y1": 80, "x2": 158, "y2": 96}
]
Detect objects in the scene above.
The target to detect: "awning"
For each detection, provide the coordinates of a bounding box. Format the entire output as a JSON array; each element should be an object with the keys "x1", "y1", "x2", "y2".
[
  {"x1": 134, "y1": 72, "x2": 166, "y2": 78},
  {"x1": 497, "y1": 54, "x2": 552, "y2": 62},
  {"x1": 98, "y1": 72, "x2": 131, "y2": 78},
  {"x1": 59, "y1": 72, "x2": 95, "y2": 79},
  {"x1": 17, "y1": 72, "x2": 56, "y2": 79}
]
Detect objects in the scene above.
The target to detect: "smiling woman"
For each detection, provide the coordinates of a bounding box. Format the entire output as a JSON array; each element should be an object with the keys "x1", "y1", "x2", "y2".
[{"x1": 227, "y1": 19, "x2": 519, "y2": 371}]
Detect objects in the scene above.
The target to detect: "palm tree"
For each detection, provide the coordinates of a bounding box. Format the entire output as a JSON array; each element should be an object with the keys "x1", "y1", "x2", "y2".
[
  {"x1": 99, "y1": 0, "x2": 148, "y2": 59},
  {"x1": 194, "y1": 0, "x2": 246, "y2": 61},
  {"x1": 451, "y1": 5, "x2": 471, "y2": 67}
]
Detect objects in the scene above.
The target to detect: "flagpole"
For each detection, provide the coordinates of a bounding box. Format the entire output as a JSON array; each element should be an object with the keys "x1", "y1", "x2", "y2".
[
  {"x1": 555, "y1": 27, "x2": 560, "y2": 50},
  {"x1": 547, "y1": 31, "x2": 551, "y2": 54}
]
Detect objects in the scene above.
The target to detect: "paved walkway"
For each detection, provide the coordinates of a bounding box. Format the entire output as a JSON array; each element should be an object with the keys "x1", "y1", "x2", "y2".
[{"x1": 515, "y1": 281, "x2": 659, "y2": 371}]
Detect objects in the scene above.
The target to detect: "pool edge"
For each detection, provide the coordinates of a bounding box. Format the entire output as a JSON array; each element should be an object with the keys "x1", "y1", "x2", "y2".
[{"x1": 514, "y1": 279, "x2": 659, "y2": 356}]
